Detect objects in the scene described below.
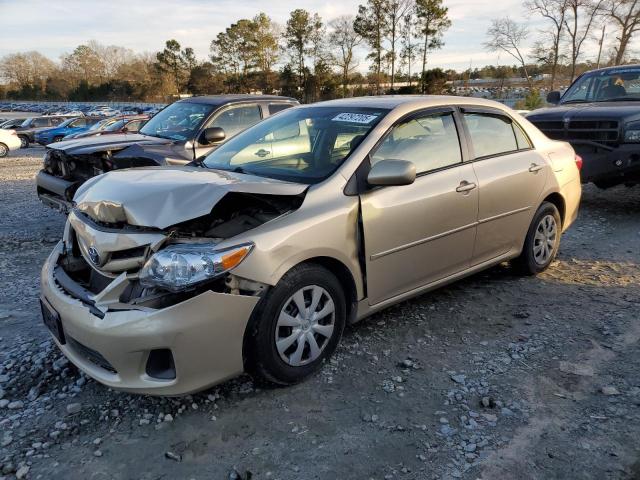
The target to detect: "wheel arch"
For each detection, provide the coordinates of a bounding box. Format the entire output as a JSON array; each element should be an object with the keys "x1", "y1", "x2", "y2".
[
  {"x1": 542, "y1": 192, "x2": 566, "y2": 227},
  {"x1": 241, "y1": 255, "x2": 359, "y2": 372}
]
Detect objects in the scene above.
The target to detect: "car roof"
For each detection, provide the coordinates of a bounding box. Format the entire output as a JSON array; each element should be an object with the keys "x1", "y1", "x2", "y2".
[
  {"x1": 301, "y1": 95, "x2": 514, "y2": 112},
  {"x1": 177, "y1": 95, "x2": 298, "y2": 106},
  {"x1": 581, "y1": 64, "x2": 640, "y2": 75}
]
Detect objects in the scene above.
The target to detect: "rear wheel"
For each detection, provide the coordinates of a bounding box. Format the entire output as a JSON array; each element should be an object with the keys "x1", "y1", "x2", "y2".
[
  {"x1": 246, "y1": 264, "x2": 346, "y2": 386},
  {"x1": 18, "y1": 135, "x2": 29, "y2": 148},
  {"x1": 512, "y1": 202, "x2": 562, "y2": 275},
  {"x1": 53, "y1": 136, "x2": 64, "y2": 142},
  {"x1": 0, "y1": 143, "x2": 8, "y2": 157}
]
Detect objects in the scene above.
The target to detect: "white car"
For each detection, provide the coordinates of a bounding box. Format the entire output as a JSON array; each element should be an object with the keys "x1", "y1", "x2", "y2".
[{"x1": 0, "y1": 129, "x2": 21, "y2": 157}]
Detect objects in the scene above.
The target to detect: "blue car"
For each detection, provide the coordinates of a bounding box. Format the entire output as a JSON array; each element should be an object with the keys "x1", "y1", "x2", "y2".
[{"x1": 35, "y1": 117, "x2": 101, "y2": 145}]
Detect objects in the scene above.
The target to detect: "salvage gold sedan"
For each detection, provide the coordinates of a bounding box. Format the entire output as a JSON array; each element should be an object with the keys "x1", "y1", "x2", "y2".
[{"x1": 40, "y1": 96, "x2": 582, "y2": 395}]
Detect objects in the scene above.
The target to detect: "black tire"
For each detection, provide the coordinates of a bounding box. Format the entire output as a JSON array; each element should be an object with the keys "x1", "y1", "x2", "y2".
[
  {"x1": 18, "y1": 135, "x2": 29, "y2": 148},
  {"x1": 512, "y1": 202, "x2": 562, "y2": 276},
  {"x1": 245, "y1": 264, "x2": 346, "y2": 386},
  {"x1": 0, "y1": 143, "x2": 7, "y2": 158},
  {"x1": 53, "y1": 136, "x2": 64, "y2": 142}
]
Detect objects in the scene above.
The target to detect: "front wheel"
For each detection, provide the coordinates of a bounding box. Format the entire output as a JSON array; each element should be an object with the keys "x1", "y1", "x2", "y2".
[
  {"x1": 0, "y1": 143, "x2": 8, "y2": 157},
  {"x1": 512, "y1": 202, "x2": 562, "y2": 275},
  {"x1": 245, "y1": 264, "x2": 346, "y2": 386},
  {"x1": 18, "y1": 135, "x2": 29, "y2": 148},
  {"x1": 53, "y1": 136, "x2": 64, "y2": 142}
]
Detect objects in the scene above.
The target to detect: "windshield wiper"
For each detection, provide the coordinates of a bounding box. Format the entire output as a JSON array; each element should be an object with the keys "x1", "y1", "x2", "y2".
[{"x1": 561, "y1": 99, "x2": 589, "y2": 104}]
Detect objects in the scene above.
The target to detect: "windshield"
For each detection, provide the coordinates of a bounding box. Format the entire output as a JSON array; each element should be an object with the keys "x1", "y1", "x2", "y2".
[
  {"x1": 203, "y1": 106, "x2": 388, "y2": 184},
  {"x1": 88, "y1": 118, "x2": 117, "y2": 132},
  {"x1": 562, "y1": 67, "x2": 640, "y2": 103},
  {"x1": 139, "y1": 102, "x2": 214, "y2": 141}
]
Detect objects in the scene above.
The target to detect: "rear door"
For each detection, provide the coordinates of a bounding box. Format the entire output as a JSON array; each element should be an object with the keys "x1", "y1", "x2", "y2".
[
  {"x1": 360, "y1": 109, "x2": 479, "y2": 305},
  {"x1": 460, "y1": 108, "x2": 549, "y2": 264}
]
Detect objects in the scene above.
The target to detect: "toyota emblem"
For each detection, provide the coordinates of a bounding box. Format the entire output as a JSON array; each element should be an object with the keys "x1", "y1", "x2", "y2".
[{"x1": 87, "y1": 246, "x2": 101, "y2": 266}]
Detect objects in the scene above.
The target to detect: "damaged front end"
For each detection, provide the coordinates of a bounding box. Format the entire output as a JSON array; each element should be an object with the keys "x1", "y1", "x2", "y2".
[
  {"x1": 57, "y1": 188, "x2": 303, "y2": 311},
  {"x1": 41, "y1": 184, "x2": 305, "y2": 394},
  {"x1": 37, "y1": 148, "x2": 158, "y2": 213}
]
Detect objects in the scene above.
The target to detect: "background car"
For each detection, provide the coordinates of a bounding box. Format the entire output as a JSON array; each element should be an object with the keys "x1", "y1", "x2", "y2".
[
  {"x1": 0, "y1": 129, "x2": 21, "y2": 157},
  {"x1": 69, "y1": 115, "x2": 149, "y2": 139},
  {"x1": 0, "y1": 118, "x2": 28, "y2": 130},
  {"x1": 528, "y1": 64, "x2": 640, "y2": 189},
  {"x1": 35, "y1": 117, "x2": 103, "y2": 145},
  {"x1": 13, "y1": 116, "x2": 75, "y2": 148},
  {"x1": 37, "y1": 95, "x2": 298, "y2": 211}
]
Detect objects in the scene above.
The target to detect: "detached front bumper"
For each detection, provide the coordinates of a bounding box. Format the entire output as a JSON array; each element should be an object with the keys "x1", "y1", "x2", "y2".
[
  {"x1": 40, "y1": 243, "x2": 260, "y2": 395},
  {"x1": 573, "y1": 142, "x2": 640, "y2": 185}
]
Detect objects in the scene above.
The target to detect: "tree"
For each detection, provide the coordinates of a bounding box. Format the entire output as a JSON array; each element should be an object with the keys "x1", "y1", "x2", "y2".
[
  {"x1": 329, "y1": 16, "x2": 362, "y2": 97},
  {"x1": 252, "y1": 13, "x2": 280, "y2": 74},
  {"x1": 605, "y1": 0, "x2": 640, "y2": 64},
  {"x1": 62, "y1": 44, "x2": 105, "y2": 84},
  {"x1": 564, "y1": 0, "x2": 605, "y2": 81},
  {"x1": 385, "y1": 0, "x2": 414, "y2": 90},
  {"x1": 0, "y1": 51, "x2": 56, "y2": 93},
  {"x1": 485, "y1": 18, "x2": 533, "y2": 89},
  {"x1": 415, "y1": 0, "x2": 451, "y2": 93},
  {"x1": 284, "y1": 9, "x2": 318, "y2": 98},
  {"x1": 354, "y1": 0, "x2": 389, "y2": 94},
  {"x1": 526, "y1": 0, "x2": 570, "y2": 89},
  {"x1": 156, "y1": 39, "x2": 191, "y2": 93},
  {"x1": 400, "y1": 6, "x2": 419, "y2": 86}
]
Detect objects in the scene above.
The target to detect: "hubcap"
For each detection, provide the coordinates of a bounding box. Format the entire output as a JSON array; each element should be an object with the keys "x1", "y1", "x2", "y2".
[
  {"x1": 275, "y1": 285, "x2": 335, "y2": 367},
  {"x1": 0, "y1": 145, "x2": 7, "y2": 156},
  {"x1": 533, "y1": 214, "x2": 557, "y2": 265},
  {"x1": 19, "y1": 137, "x2": 26, "y2": 148}
]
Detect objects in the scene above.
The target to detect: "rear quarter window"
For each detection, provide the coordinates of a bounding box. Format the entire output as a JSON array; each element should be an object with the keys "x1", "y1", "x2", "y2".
[{"x1": 268, "y1": 103, "x2": 294, "y2": 115}]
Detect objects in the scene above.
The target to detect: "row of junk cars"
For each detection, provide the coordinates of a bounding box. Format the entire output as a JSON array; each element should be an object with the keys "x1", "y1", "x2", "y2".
[{"x1": 0, "y1": 102, "x2": 164, "y2": 155}]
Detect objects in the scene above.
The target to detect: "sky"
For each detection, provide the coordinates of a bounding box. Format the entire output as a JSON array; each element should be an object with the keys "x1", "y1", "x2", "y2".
[{"x1": 0, "y1": 0, "x2": 613, "y2": 72}]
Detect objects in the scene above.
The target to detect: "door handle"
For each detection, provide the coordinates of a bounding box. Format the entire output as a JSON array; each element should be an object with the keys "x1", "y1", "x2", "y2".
[
  {"x1": 255, "y1": 149, "x2": 270, "y2": 158},
  {"x1": 456, "y1": 181, "x2": 477, "y2": 193},
  {"x1": 529, "y1": 163, "x2": 544, "y2": 173}
]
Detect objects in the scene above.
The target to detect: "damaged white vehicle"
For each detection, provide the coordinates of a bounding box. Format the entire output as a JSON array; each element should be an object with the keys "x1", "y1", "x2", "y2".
[{"x1": 40, "y1": 97, "x2": 581, "y2": 395}]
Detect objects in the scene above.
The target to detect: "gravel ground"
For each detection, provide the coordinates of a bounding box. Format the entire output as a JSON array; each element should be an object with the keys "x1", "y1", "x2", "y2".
[{"x1": 0, "y1": 148, "x2": 639, "y2": 480}]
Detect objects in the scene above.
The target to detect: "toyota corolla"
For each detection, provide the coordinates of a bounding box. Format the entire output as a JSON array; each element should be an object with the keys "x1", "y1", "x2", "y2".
[{"x1": 40, "y1": 96, "x2": 581, "y2": 395}]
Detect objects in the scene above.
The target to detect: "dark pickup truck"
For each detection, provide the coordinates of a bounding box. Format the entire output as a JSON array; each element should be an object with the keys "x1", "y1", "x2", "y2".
[
  {"x1": 36, "y1": 95, "x2": 298, "y2": 212},
  {"x1": 527, "y1": 65, "x2": 640, "y2": 189}
]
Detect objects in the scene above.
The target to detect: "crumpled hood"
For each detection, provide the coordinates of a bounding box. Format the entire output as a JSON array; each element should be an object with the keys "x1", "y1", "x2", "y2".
[
  {"x1": 50, "y1": 133, "x2": 173, "y2": 155},
  {"x1": 74, "y1": 166, "x2": 308, "y2": 229}
]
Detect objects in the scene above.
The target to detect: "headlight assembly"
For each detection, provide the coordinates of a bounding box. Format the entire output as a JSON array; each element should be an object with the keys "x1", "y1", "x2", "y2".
[
  {"x1": 624, "y1": 122, "x2": 640, "y2": 143},
  {"x1": 139, "y1": 243, "x2": 253, "y2": 292}
]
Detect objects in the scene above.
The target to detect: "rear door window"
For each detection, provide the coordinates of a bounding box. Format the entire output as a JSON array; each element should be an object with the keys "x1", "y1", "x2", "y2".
[{"x1": 463, "y1": 113, "x2": 519, "y2": 158}]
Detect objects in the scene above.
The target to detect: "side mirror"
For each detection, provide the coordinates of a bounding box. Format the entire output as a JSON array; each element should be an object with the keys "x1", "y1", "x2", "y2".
[
  {"x1": 367, "y1": 159, "x2": 416, "y2": 187},
  {"x1": 200, "y1": 127, "x2": 226, "y2": 145},
  {"x1": 546, "y1": 91, "x2": 561, "y2": 105}
]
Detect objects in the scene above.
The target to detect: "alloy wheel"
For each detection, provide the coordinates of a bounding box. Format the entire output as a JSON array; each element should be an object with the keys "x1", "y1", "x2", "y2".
[
  {"x1": 0, "y1": 144, "x2": 7, "y2": 157},
  {"x1": 275, "y1": 285, "x2": 335, "y2": 367},
  {"x1": 533, "y1": 214, "x2": 557, "y2": 265},
  {"x1": 19, "y1": 137, "x2": 27, "y2": 148}
]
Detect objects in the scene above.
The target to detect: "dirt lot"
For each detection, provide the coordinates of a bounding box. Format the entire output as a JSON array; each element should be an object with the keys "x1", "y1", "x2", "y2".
[{"x1": 0, "y1": 147, "x2": 639, "y2": 480}]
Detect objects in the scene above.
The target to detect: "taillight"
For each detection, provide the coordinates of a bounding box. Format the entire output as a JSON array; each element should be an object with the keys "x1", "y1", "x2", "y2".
[{"x1": 575, "y1": 154, "x2": 583, "y2": 171}]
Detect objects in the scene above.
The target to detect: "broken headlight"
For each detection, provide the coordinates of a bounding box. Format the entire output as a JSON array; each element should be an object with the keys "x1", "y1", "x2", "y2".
[{"x1": 139, "y1": 243, "x2": 253, "y2": 292}]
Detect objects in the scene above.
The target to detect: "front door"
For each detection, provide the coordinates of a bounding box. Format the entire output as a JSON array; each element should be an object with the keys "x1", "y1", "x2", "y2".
[{"x1": 360, "y1": 110, "x2": 479, "y2": 305}]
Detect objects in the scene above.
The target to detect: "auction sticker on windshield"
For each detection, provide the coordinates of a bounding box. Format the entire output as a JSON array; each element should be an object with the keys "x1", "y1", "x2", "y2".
[{"x1": 332, "y1": 113, "x2": 379, "y2": 124}]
